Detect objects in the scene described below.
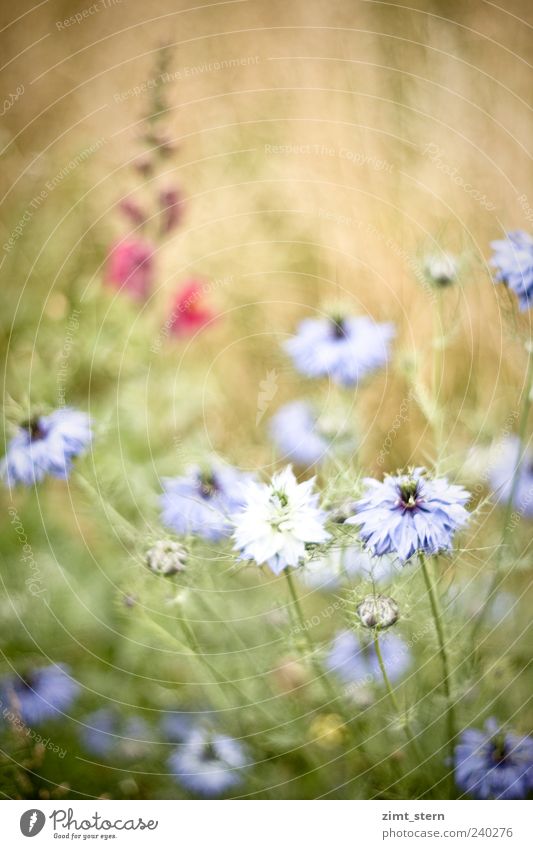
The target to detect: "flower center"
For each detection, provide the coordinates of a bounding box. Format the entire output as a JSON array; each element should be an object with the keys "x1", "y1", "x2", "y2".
[
  {"x1": 199, "y1": 740, "x2": 219, "y2": 763},
  {"x1": 21, "y1": 417, "x2": 45, "y2": 441},
  {"x1": 19, "y1": 673, "x2": 35, "y2": 691},
  {"x1": 330, "y1": 315, "x2": 346, "y2": 340},
  {"x1": 272, "y1": 490, "x2": 288, "y2": 508},
  {"x1": 198, "y1": 472, "x2": 219, "y2": 499},
  {"x1": 398, "y1": 478, "x2": 420, "y2": 509},
  {"x1": 490, "y1": 734, "x2": 509, "y2": 766}
]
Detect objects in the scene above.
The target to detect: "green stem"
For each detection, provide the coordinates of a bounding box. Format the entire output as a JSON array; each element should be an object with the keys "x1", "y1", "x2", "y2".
[
  {"x1": 419, "y1": 553, "x2": 455, "y2": 764},
  {"x1": 373, "y1": 630, "x2": 424, "y2": 762},
  {"x1": 473, "y1": 346, "x2": 533, "y2": 641},
  {"x1": 284, "y1": 569, "x2": 355, "y2": 725},
  {"x1": 432, "y1": 289, "x2": 445, "y2": 458}
]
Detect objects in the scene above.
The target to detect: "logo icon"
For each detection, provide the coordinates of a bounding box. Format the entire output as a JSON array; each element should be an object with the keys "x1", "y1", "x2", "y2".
[{"x1": 20, "y1": 810, "x2": 46, "y2": 837}]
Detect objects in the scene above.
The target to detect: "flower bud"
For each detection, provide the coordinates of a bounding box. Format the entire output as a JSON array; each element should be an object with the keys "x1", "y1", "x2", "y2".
[
  {"x1": 145, "y1": 540, "x2": 187, "y2": 575},
  {"x1": 424, "y1": 252, "x2": 458, "y2": 287},
  {"x1": 119, "y1": 198, "x2": 146, "y2": 226},
  {"x1": 159, "y1": 187, "x2": 185, "y2": 233},
  {"x1": 356, "y1": 594, "x2": 399, "y2": 629}
]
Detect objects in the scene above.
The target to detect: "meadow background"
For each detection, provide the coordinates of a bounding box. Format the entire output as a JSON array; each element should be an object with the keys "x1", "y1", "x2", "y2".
[{"x1": 0, "y1": 0, "x2": 532, "y2": 800}]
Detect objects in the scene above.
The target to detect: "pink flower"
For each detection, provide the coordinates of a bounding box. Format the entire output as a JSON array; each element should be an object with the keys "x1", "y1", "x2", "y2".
[
  {"x1": 159, "y1": 187, "x2": 185, "y2": 234},
  {"x1": 119, "y1": 198, "x2": 146, "y2": 226},
  {"x1": 168, "y1": 279, "x2": 216, "y2": 335},
  {"x1": 107, "y1": 239, "x2": 154, "y2": 301}
]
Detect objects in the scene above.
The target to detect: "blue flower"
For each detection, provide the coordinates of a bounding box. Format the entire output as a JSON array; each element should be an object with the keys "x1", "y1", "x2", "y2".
[
  {"x1": 232, "y1": 466, "x2": 331, "y2": 575},
  {"x1": 488, "y1": 435, "x2": 533, "y2": 518},
  {"x1": 300, "y1": 545, "x2": 398, "y2": 591},
  {"x1": 81, "y1": 708, "x2": 150, "y2": 759},
  {"x1": 0, "y1": 664, "x2": 80, "y2": 726},
  {"x1": 168, "y1": 727, "x2": 248, "y2": 797},
  {"x1": 445, "y1": 575, "x2": 515, "y2": 626},
  {"x1": 1, "y1": 408, "x2": 92, "y2": 487},
  {"x1": 455, "y1": 719, "x2": 533, "y2": 799},
  {"x1": 284, "y1": 314, "x2": 395, "y2": 386},
  {"x1": 270, "y1": 401, "x2": 329, "y2": 466},
  {"x1": 346, "y1": 468, "x2": 470, "y2": 562},
  {"x1": 160, "y1": 464, "x2": 252, "y2": 541},
  {"x1": 490, "y1": 230, "x2": 533, "y2": 311},
  {"x1": 325, "y1": 629, "x2": 411, "y2": 688}
]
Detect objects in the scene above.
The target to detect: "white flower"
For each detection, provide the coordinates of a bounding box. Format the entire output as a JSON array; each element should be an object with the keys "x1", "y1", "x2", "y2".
[{"x1": 232, "y1": 466, "x2": 331, "y2": 575}]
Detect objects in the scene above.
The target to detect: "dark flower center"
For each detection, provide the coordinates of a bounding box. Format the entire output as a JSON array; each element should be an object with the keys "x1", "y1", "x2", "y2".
[
  {"x1": 330, "y1": 316, "x2": 347, "y2": 340},
  {"x1": 199, "y1": 740, "x2": 219, "y2": 763},
  {"x1": 398, "y1": 478, "x2": 420, "y2": 509},
  {"x1": 19, "y1": 673, "x2": 36, "y2": 691},
  {"x1": 21, "y1": 417, "x2": 45, "y2": 441},
  {"x1": 490, "y1": 734, "x2": 510, "y2": 766},
  {"x1": 198, "y1": 472, "x2": 219, "y2": 499}
]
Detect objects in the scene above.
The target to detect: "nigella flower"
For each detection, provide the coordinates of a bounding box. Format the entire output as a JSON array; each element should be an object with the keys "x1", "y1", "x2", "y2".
[
  {"x1": 168, "y1": 279, "x2": 216, "y2": 336},
  {"x1": 81, "y1": 708, "x2": 150, "y2": 760},
  {"x1": 445, "y1": 576, "x2": 515, "y2": 626},
  {"x1": 455, "y1": 718, "x2": 533, "y2": 799},
  {"x1": 1, "y1": 408, "x2": 92, "y2": 487},
  {"x1": 284, "y1": 313, "x2": 395, "y2": 386},
  {"x1": 300, "y1": 546, "x2": 398, "y2": 591},
  {"x1": 168, "y1": 727, "x2": 248, "y2": 797},
  {"x1": 107, "y1": 238, "x2": 154, "y2": 301},
  {"x1": 0, "y1": 664, "x2": 80, "y2": 726},
  {"x1": 232, "y1": 465, "x2": 331, "y2": 575},
  {"x1": 488, "y1": 435, "x2": 533, "y2": 518},
  {"x1": 270, "y1": 401, "x2": 355, "y2": 467},
  {"x1": 346, "y1": 468, "x2": 470, "y2": 562},
  {"x1": 490, "y1": 230, "x2": 533, "y2": 311},
  {"x1": 161, "y1": 464, "x2": 251, "y2": 541},
  {"x1": 325, "y1": 629, "x2": 411, "y2": 688}
]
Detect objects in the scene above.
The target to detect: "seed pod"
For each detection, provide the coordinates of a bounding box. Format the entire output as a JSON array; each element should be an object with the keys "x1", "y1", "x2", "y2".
[
  {"x1": 424, "y1": 252, "x2": 458, "y2": 287},
  {"x1": 145, "y1": 540, "x2": 187, "y2": 576},
  {"x1": 356, "y1": 594, "x2": 399, "y2": 629}
]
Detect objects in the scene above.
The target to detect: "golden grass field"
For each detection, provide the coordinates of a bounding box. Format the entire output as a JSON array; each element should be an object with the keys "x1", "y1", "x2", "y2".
[{"x1": 1, "y1": 0, "x2": 533, "y2": 801}]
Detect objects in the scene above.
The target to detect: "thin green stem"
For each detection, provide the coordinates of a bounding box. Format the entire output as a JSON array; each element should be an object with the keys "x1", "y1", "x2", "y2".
[
  {"x1": 432, "y1": 289, "x2": 445, "y2": 457},
  {"x1": 373, "y1": 630, "x2": 424, "y2": 762},
  {"x1": 473, "y1": 346, "x2": 533, "y2": 641},
  {"x1": 419, "y1": 553, "x2": 455, "y2": 765},
  {"x1": 284, "y1": 569, "x2": 356, "y2": 727}
]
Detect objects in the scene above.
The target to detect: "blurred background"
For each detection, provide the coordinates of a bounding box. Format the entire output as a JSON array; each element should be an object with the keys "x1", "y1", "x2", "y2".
[{"x1": 1, "y1": 0, "x2": 532, "y2": 800}]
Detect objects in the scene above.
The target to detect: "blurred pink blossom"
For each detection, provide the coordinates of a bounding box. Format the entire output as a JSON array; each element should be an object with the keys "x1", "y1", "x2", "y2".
[
  {"x1": 107, "y1": 239, "x2": 154, "y2": 301},
  {"x1": 119, "y1": 197, "x2": 146, "y2": 226},
  {"x1": 168, "y1": 279, "x2": 216, "y2": 335},
  {"x1": 159, "y1": 187, "x2": 185, "y2": 233}
]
